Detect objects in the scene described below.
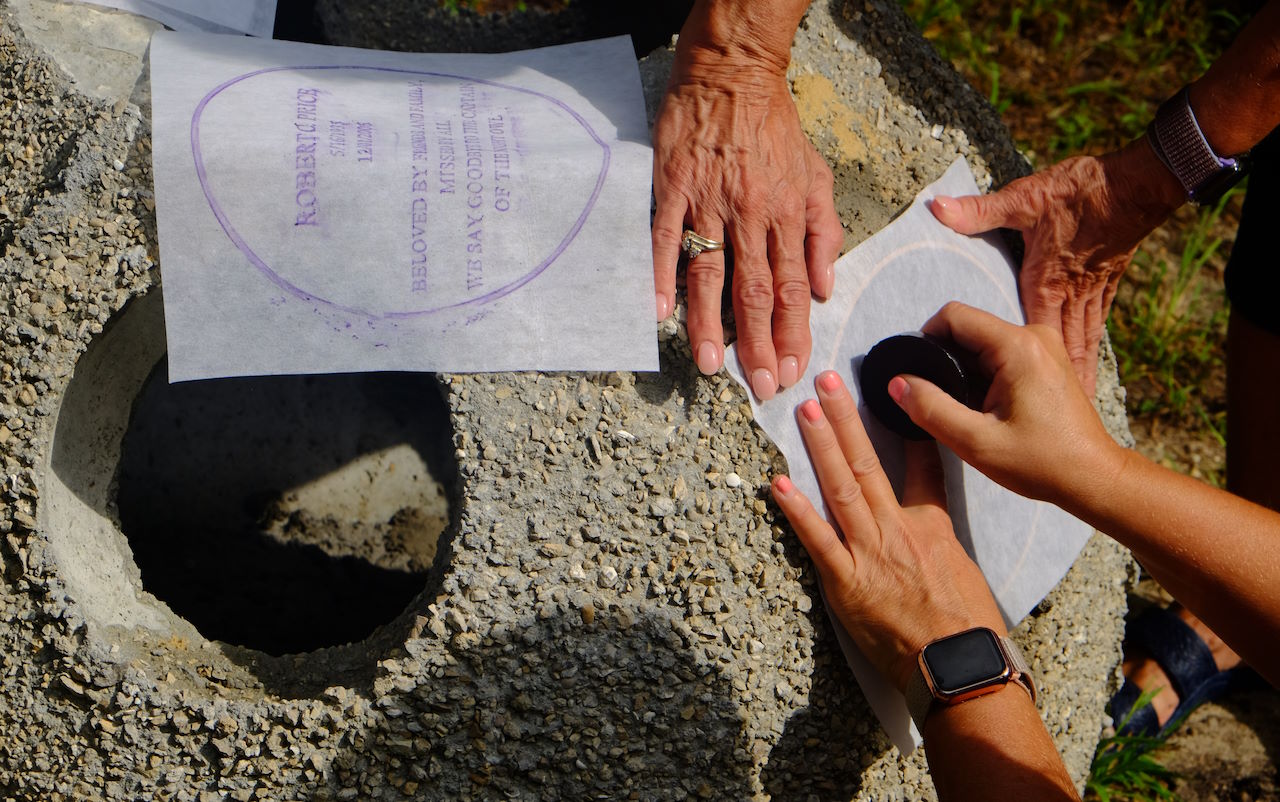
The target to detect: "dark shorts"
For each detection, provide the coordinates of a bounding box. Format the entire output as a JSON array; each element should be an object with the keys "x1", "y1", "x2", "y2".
[{"x1": 1225, "y1": 126, "x2": 1280, "y2": 336}]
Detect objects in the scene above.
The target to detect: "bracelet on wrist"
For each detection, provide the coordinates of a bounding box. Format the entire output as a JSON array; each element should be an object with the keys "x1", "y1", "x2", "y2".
[{"x1": 1146, "y1": 86, "x2": 1249, "y2": 206}]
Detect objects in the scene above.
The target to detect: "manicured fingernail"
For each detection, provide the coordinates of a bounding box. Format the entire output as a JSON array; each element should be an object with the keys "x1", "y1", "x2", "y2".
[
  {"x1": 751, "y1": 368, "x2": 777, "y2": 401},
  {"x1": 888, "y1": 376, "x2": 909, "y2": 404},
  {"x1": 695, "y1": 341, "x2": 721, "y2": 375},
  {"x1": 931, "y1": 196, "x2": 953, "y2": 212},
  {"x1": 823, "y1": 263, "x2": 835, "y2": 297},
  {"x1": 773, "y1": 475, "x2": 795, "y2": 496},
  {"x1": 800, "y1": 398, "x2": 821, "y2": 422},
  {"x1": 778, "y1": 356, "x2": 800, "y2": 388},
  {"x1": 655, "y1": 292, "x2": 671, "y2": 321},
  {"x1": 818, "y1": 370, "x2": 840, "y2": 393}
]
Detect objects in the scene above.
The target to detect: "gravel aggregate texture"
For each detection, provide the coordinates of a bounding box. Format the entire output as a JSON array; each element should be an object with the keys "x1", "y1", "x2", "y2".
[{"x1": 0, "y1": 0, "x2": 1132, "y2": 799}]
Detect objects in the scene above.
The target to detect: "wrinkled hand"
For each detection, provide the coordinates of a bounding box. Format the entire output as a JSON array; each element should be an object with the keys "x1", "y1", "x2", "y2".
[
  {"x1": 652, "y1": 59, "x2": 843, "y2": 401},
  {"x1": 770, "y1": 370, "x2": 1005, "y2": 692},
  {"x1": 887, "y1": 302, "x2": 1127, "y2": 508},
  {"x1": 929, "y1": 140, "x2": 1184, "y2": 395}
]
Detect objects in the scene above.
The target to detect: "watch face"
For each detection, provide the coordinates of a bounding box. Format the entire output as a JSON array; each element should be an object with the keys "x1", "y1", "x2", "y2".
[{"x1": 922, "y1": 628, "x2": 1007, "y2": 695}]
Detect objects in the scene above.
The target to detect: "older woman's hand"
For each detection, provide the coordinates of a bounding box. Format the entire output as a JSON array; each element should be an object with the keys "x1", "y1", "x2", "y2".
[
  {"x1": 652, "y1": 1, "x2": 844, "y2": 401},
  {"x1": 771, "y1": 370, "x2": 1005, "y2": 692},
  {"x1": 928, "y1": 140, "x2": 1184, "y2": 396}
]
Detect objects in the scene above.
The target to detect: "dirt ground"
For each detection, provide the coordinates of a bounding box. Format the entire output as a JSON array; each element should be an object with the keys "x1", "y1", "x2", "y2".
[{"x1": 1163, "y1": 690, "x2": 1280, "y2": 801}]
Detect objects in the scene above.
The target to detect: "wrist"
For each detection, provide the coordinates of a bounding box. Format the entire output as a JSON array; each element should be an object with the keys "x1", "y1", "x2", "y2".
[
  {"x1": 906, "y1": 627, "x2": 1036, "y2": 732},
  {"x1": 1054, "y1": 438, "x2": 1135, "y2": 525},
  {"x1": 922, "y1": 677, "x2": 1037, "y2": 738},
  {"x1": 1102, "y1": 138, "x2": 1185, "y2": 224},
  {"x1": 674, "y1": 0, "x2": 804, "y2": 78},
  {"x1": 890, "y1": 614, "x2": 1009, "y2": 695},
  {"x1": 1147, "y1": 86, "x2": 1249, "y2": 205},
  {"x1": 1186, "y1": 80, "x2": 1245, "y2": 158}
]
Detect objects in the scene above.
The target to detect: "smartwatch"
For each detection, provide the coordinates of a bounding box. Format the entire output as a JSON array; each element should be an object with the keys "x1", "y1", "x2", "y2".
[
  {"x1": 905, "y1": 627, "x2": 1037, "y2": 730},
  {"x1": 1147, "y1": 86, "x2": 1248, "y2": 205}
]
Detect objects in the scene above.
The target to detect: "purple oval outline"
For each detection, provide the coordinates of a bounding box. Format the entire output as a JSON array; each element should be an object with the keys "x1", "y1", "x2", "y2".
[{"x1": 191, "y1": 65, "x2": 612, "y2": 320}]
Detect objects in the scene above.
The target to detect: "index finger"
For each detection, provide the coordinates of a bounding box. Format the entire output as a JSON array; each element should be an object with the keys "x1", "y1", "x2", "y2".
[
  {"x1": 651, "y1": 191, "x2": 687, "y2": 321},
  {"x1": 795, "y1": 399, "x2": 881, "y2": 545},
  {"x1": 814, "y1": 371, "x2": 898, "y2": 517}
]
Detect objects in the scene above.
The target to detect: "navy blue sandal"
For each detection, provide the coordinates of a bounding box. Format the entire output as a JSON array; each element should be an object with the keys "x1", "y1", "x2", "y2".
[{"x1": 1109, "y1": 606, "x2": 1245, "y2": 737}]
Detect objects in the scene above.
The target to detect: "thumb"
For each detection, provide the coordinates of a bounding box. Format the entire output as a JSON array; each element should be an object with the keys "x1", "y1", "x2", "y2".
[
  {"x1": 930, "y1": 186, "x2": 1039, "y2": 235},
  {"x1": 888, "y1": 375, "x2": 987, "y2": 453}
]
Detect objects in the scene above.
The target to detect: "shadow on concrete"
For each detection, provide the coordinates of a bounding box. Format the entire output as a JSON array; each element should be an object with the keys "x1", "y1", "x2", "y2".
[
  {"x1": 272, "y1": 0, "x2": 327, "y2": 44},
  {"x1": 761, "y1": 660, "x2": 887, "y2": 800},
  {"x1": 635, "y1": 337, "x2": 702, "y2": 411},
  {"x1": 321, "y1": 606, "x2": 755, "y2": 800},
  {"x1": 758, "y1": 485, "x2": 890, "y2": 800}
]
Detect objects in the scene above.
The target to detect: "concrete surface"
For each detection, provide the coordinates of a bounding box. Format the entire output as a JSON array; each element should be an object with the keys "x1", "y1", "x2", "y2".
[{"x1": 0, "y1": 0, "x2": 1133, "y2": 799}]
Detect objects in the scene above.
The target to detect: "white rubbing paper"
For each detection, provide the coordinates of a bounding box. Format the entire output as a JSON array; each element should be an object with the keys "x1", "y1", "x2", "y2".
[
  {"x1": 726, "y1": 159, "x2": 1093, "y2": 753},
  {"x1": 150, "y1": 32, "x2": 657, "y2": 380},
  {"x1": 76, "y1": 0, "x2": 278, "y2": 36}
]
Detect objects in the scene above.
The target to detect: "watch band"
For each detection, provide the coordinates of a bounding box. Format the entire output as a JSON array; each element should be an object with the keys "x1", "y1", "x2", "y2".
[
  {"x1": 905, "y1": 660, "x2": 936, "y2": 730},
  {"x1": 905, "y1": 634, "x2": 1037, "y2": 730},
  {"x1": 1147, "y1": 87, "x2": 1246, "y2": 204}
]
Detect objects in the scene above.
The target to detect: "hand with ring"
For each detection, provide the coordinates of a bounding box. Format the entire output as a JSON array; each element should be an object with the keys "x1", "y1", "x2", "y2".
[{"x1": 652, "y1": 0, "x2": 845, "y2": 401}]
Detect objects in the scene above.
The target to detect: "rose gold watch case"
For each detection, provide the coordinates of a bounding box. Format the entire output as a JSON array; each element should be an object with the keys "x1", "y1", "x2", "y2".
[{"x1": 917, "y1": 645, "x2": 1015, "y2": 705}]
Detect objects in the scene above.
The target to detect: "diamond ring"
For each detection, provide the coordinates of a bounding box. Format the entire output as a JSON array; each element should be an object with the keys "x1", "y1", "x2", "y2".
[{"x1": 681, "y1": 230, "x2": 726, "y2": 260}]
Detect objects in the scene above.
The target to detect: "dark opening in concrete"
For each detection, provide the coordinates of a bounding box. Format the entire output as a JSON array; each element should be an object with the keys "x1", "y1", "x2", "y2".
[
  {"x1": 273, "y1": 0, "x2": 693, "y2": 59},
  {"x1": 116, "y1": 366, "x2": 458, "y2": 656}
]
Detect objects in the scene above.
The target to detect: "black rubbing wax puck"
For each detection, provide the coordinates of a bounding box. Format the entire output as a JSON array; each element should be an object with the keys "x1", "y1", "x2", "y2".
[{"x1": 857, "y1": 332, "x2": 987, "y2": 440}]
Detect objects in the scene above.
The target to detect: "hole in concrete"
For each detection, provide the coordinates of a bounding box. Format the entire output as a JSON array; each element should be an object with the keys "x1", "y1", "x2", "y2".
[
  {"x1": 115, "y1": 364, "x2": 458, "y2": 656},
  {"x1": 42, "y1": 289, "x2": 458, "y2": 667}
]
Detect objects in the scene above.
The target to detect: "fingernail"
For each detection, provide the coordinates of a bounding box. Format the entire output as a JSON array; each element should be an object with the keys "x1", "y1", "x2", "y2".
[
  {"x1": 655, "y1": 292, "x2": 671, "y2": 321},
  {"x1": 773, "y1": 475, "x2": 795, "y2": 497},
  {"x1": 823, "y1": 263, "x2": 835, "y2": 297},
  {"x1": 778, "y1": 356, "x2": 800, "y2": 388},
  {"x1": 800, "y1": 398, "x2": 821, "y2": 422},
  {"x1": 751, "y1": 368, "x2": 777, "y2": 401},
  {"x1": 887, "y1": 376, "x2": 909, "y2": 404},
  {"x1": 818, "y1": 370, "x2": 840, "y2": 393},
  {"x1": 931, "y1": 196, "x2": 953, "y2": 211},
  {"x1": 695, "y1": 342, "x2": 721, "y2": 375}
]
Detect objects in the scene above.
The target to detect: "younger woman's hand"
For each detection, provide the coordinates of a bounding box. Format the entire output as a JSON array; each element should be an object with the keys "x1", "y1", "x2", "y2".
[
  {"x1": 887, "y1": 302, "x2": 1128, "y2": 509},
  {"x1": 771, "y1": 370, "x2": 1006, "y2": 692}
]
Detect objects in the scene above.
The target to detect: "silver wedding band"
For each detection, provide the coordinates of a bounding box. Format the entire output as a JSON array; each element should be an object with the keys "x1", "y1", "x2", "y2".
[{"x1": 681, "y1": 229, "x2": 725, "y2": 260}]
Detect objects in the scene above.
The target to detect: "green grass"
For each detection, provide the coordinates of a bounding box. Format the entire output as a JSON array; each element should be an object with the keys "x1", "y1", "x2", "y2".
[
  {"x1": 899, "y1": 0, "x2": 1246, "y2": 164},
  {"x1": 1086, "y1": 688, "x2": 1184, "y2": 801},
  {"x1": 1107, "y1": 188, "x2": 1240, "y2": 470}
]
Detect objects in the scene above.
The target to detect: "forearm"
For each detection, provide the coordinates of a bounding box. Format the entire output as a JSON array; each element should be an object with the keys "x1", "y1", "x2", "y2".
[
  {"x1": 1060, "y1": 446, "x2": 1280, "y2": 685},
  {"x1": 674, "y1": 0, "x2": 811, "y2": 76},
  {"x1": 1189, "y1": 0, "x2": 1280, "y2": 156},
  {"x1": 1120, "y1": 2, "x2": 1279, "y2": 216},
  {"x1": 923, "y1": 685, "x2": 1079, "y2": 801}
]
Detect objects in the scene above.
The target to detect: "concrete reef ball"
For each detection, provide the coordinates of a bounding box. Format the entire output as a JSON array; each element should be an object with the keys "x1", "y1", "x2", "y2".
[{"x1": 0, "y1": 1, "x2": 1132, "y2": 800}]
